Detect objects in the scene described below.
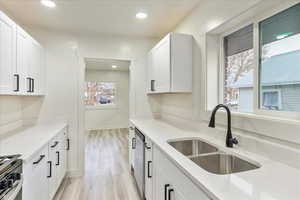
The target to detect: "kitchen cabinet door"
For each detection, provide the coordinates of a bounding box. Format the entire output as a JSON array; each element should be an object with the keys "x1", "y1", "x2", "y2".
[
  {"x1": 27, "y1": 38, "x2": 42, "y2": 95},
  {"x1": 145, "y1": 137, "x2": 153, "y2": 200},
  {"x1": 57, "y1": 129, "x2": 68, "y2": 184},
  {"x1": 23, "y1": 145, "x2": 49, "y2": 200},
  {"x1": 154, "y1": 165, "x2": 172, "y2": 200},
  {"x1": 153, "y1": 145, "x2": 211, "y2": 200},
  {"x1": 48, "y1": 136, "x2": 60, "y2": 199},
  {"x1": 0, "y1": 12, "x2": 16, "y2": 95},
  {"x1": 16, "y1": 26, "x2": 30, "y2": 95},
  {"x1": 151, "y1": 35, "x2": 171, "y2": 93},
  {"x1": 147, "y1": 33, "x2": 192, "y2": 94},
  {"x1": 147, "y1": 51, "x2": 154, "y2": 92}
]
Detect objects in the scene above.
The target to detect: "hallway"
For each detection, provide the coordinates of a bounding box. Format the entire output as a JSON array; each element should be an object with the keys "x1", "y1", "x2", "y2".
[{"x1": 55, "y1": 129, "x2": 141, "y2": 200}]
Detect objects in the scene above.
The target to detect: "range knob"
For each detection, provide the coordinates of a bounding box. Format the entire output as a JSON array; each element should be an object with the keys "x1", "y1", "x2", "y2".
[
  {"x1": 7, "y1": 179, "x2": 13, "y2": 188},
  {"x1": 0, "y1": 180, "x2": 8, "y2": 190}
]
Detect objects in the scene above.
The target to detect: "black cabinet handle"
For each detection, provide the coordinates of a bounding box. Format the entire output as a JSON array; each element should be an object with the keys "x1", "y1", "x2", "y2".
[
  {"x1": 47, "y1": 161, "x2": 52, "y2": 178},
  {"x1": 27, "y1": 77, "x2": 31, "y2": 92},
  {"x1": 145, "y1": 143, "x2": 151, "y2": 150},
  {"x1": 31, "y1": 78, "x2": 35, "y2": 93},
  {"x1": 67, "y1": 138, "x2": 70, "y2": 150},
  {"x1": 147, "y1": 161, "x2": 152, "y2": 178},
  {"x1": 151, "y1": 80, "x2": 155, "y2": 91},
  {"x1": 132, "y1": 138, "x2": 136, "y2": 149},
  {"x1": 56, "y1": 151, "x2": 60, "y2": 166},
  {"x1": 168, "y1": 189, "x2": 174, "y2": 200},
  {"x1": 51, "y1": 141, "x2": 59, "y2": 148},
  {"x1": 13, "y1": 74, "x2": 19, "y2": 92},
  {"x1": 33, "y1": 155, "x2": 45, "y2": 165},
  {"x1": 164, "y1": 184, "x2": 170, "y2": 200}
]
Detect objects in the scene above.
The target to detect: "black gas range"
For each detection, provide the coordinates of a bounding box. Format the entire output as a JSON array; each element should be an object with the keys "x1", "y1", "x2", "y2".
[{"x1": 0, "y1": 155, "x2": 22, "y2": 200}]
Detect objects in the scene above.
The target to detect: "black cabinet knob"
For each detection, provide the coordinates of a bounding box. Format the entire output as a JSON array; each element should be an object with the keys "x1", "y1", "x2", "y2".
[
  {"x1": 7, "y1": 180, "x2": 13, "y2": 188},
  {"x1": 7, "y1": 173, "x2": 21, "y2": 181}
]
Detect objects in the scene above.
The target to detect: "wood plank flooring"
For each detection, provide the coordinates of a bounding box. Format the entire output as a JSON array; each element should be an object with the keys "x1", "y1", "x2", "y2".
[{"x1": 54, "y1": 129, "x2": 141, "y2": 200}]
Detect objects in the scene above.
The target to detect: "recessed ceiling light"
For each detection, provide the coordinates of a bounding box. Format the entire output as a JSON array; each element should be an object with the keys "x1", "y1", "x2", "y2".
[
  {"x1": 136, "y1": 12, "x2": 148, "y2": 19},
  {"x1": 112, "y1": 65, "x2": 117, "y2": 69},
  {"x1": 41, "y1": 0, "x2": 56, "y2": 8}
]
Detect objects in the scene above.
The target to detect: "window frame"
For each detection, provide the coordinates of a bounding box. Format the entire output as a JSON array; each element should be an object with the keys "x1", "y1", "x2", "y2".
[
  {"x1": 84, "y1": 81, "x2": 118, "y2": 110},
  {"x1": 217, "y1": 1, "x2": 300, "y2": 120}
]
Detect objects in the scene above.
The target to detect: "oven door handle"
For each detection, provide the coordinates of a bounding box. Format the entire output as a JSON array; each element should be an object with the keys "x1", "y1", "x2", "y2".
[{"x1": 3, "y1": 175, "x2": 23, "y2": 200}]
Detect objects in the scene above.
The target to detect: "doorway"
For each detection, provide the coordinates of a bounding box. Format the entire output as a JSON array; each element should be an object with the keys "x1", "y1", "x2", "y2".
[{"x1": 55, "y1": 58, "x2": 140, "y2": 200}]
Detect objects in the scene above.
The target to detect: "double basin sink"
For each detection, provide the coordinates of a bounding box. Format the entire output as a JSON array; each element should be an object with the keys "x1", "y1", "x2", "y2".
[{"x1": 168, "y1": 139, "x2": 260, "y2": 175}]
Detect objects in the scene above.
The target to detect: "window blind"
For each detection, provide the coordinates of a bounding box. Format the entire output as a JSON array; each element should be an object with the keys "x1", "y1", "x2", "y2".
[{"x1": 224, "y1": 24, "x2": 253, "y2": 57}]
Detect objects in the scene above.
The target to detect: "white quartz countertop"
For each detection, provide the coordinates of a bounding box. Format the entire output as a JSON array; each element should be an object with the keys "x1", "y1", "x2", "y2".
[
  {"x1": 131, "y1": 118, "x2": 300, "y2": 200},
  {"x1": 0, "y1": 122, "x2": 67, "y2": 162}
]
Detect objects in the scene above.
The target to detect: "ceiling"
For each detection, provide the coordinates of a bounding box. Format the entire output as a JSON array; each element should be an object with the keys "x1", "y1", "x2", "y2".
[
  {"x1": 0, "y1": 0, "x2": 201, "y2": 37},
  {"x1": 85, "y1": 58, "x2": 130, "y2": 71}
]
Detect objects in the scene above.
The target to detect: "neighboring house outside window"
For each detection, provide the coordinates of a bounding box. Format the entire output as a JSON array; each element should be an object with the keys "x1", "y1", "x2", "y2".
[
  {"x1": 85, "y1": 82, "x2": 116, "y2": 107},
  {"x1": 259, "y1": 3, "x2": 300, "y2": 113},
  {"x1": 233, "y1": 49, "x2": 300, "y2": 112}
]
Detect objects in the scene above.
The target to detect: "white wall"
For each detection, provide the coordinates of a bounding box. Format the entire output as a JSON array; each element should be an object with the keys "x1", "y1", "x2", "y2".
[
  {"x1": 85, "y1": 69, "x2": 129, "y2": 130},
  {"x1": 0, "y1": 96, "x2": 23, "y2": 134}
]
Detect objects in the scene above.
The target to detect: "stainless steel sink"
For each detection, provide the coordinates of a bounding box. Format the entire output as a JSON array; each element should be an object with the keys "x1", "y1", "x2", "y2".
[
  {"x1": 168, "y1": 139, "x2": 218, "y2": 156},
  {"x1": 190, "y1": 153, "x2": 260, "y2": 175}
]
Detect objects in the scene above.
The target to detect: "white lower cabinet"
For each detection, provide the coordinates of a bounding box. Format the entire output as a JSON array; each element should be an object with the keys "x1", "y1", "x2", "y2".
[
  {"x1": 48, "y1": 135, "x2": 60, "y2": 199},
  {"x1": 23, "y1": 127, "x2": 68, "y2": 200},
  {"x1": 23, "y1": 145, "x2": 49, "y2": 200},
  {"x1": 153, "y1": 145, "x2": 211, "y2": 200},
  {"x1": 145, "y1": 137, "x2": 153, "y2": 200},
  {"x1": 58, "y1": 130, "x2": 68, "y2": 184},
  {"x1": 154, "y1": 167, "x2": 186, "y2": 200}
]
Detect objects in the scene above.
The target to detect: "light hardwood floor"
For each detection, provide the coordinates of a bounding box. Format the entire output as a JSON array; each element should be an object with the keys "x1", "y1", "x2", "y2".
[{"x1": 54, "y1": 129, "x2": 141, "y2": 200}]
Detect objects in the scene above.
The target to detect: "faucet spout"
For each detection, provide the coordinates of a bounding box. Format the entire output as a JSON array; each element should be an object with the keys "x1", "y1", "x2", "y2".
[{"x1": 208, "y1": 104, "x2": 238, "y2": 148}]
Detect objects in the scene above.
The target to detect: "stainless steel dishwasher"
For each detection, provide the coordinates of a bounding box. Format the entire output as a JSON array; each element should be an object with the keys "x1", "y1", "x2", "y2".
[{"x1": 133, "y1": 128, "x2": 145, "y2": 199}]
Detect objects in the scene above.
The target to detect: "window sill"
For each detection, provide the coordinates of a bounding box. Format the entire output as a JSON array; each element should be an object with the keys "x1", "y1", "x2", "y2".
[
  {"x1": 205, "y1": 109, "x2": 300, "y2": 126},
  {"x1": 85, "y1": 104, "x2": 118, "y2": 110}
]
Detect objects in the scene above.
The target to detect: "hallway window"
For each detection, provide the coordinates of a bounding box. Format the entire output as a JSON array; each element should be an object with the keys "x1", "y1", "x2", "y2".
[{"x1": 85, "y1": 82, "x2": 116, "y2": 106}]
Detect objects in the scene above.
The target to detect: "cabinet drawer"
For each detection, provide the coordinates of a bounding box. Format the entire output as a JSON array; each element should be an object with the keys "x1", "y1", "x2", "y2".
[
  {"x1": 154, "y1": 146, "x2": 211, "y2": 200},
  {"x1": 23, "y1": 145, "x2": 49, "y2": 200}
]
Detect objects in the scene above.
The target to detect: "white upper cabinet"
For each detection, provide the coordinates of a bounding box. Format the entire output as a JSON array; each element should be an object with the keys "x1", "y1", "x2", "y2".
[
  {"x1": 0, "y1": 11, "x2": 45, "y2": 96},
  {"x1": 16, "y1": 26, "x2": 29, "y2": 94},
  {"x1": 0, "y1": 12, "x2": 16, "y2": 95},
  {"x1": 27, "y1": 37, "x2": 45, "y2": 95},
  {"x1": 147, "y1": 33, "x2": 193, "y2": 94}
]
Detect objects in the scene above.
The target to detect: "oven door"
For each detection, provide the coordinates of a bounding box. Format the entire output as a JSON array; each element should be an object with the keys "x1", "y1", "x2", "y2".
[{"x1": 3, "y1": 177, "x2": 23, "y2": 200}]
